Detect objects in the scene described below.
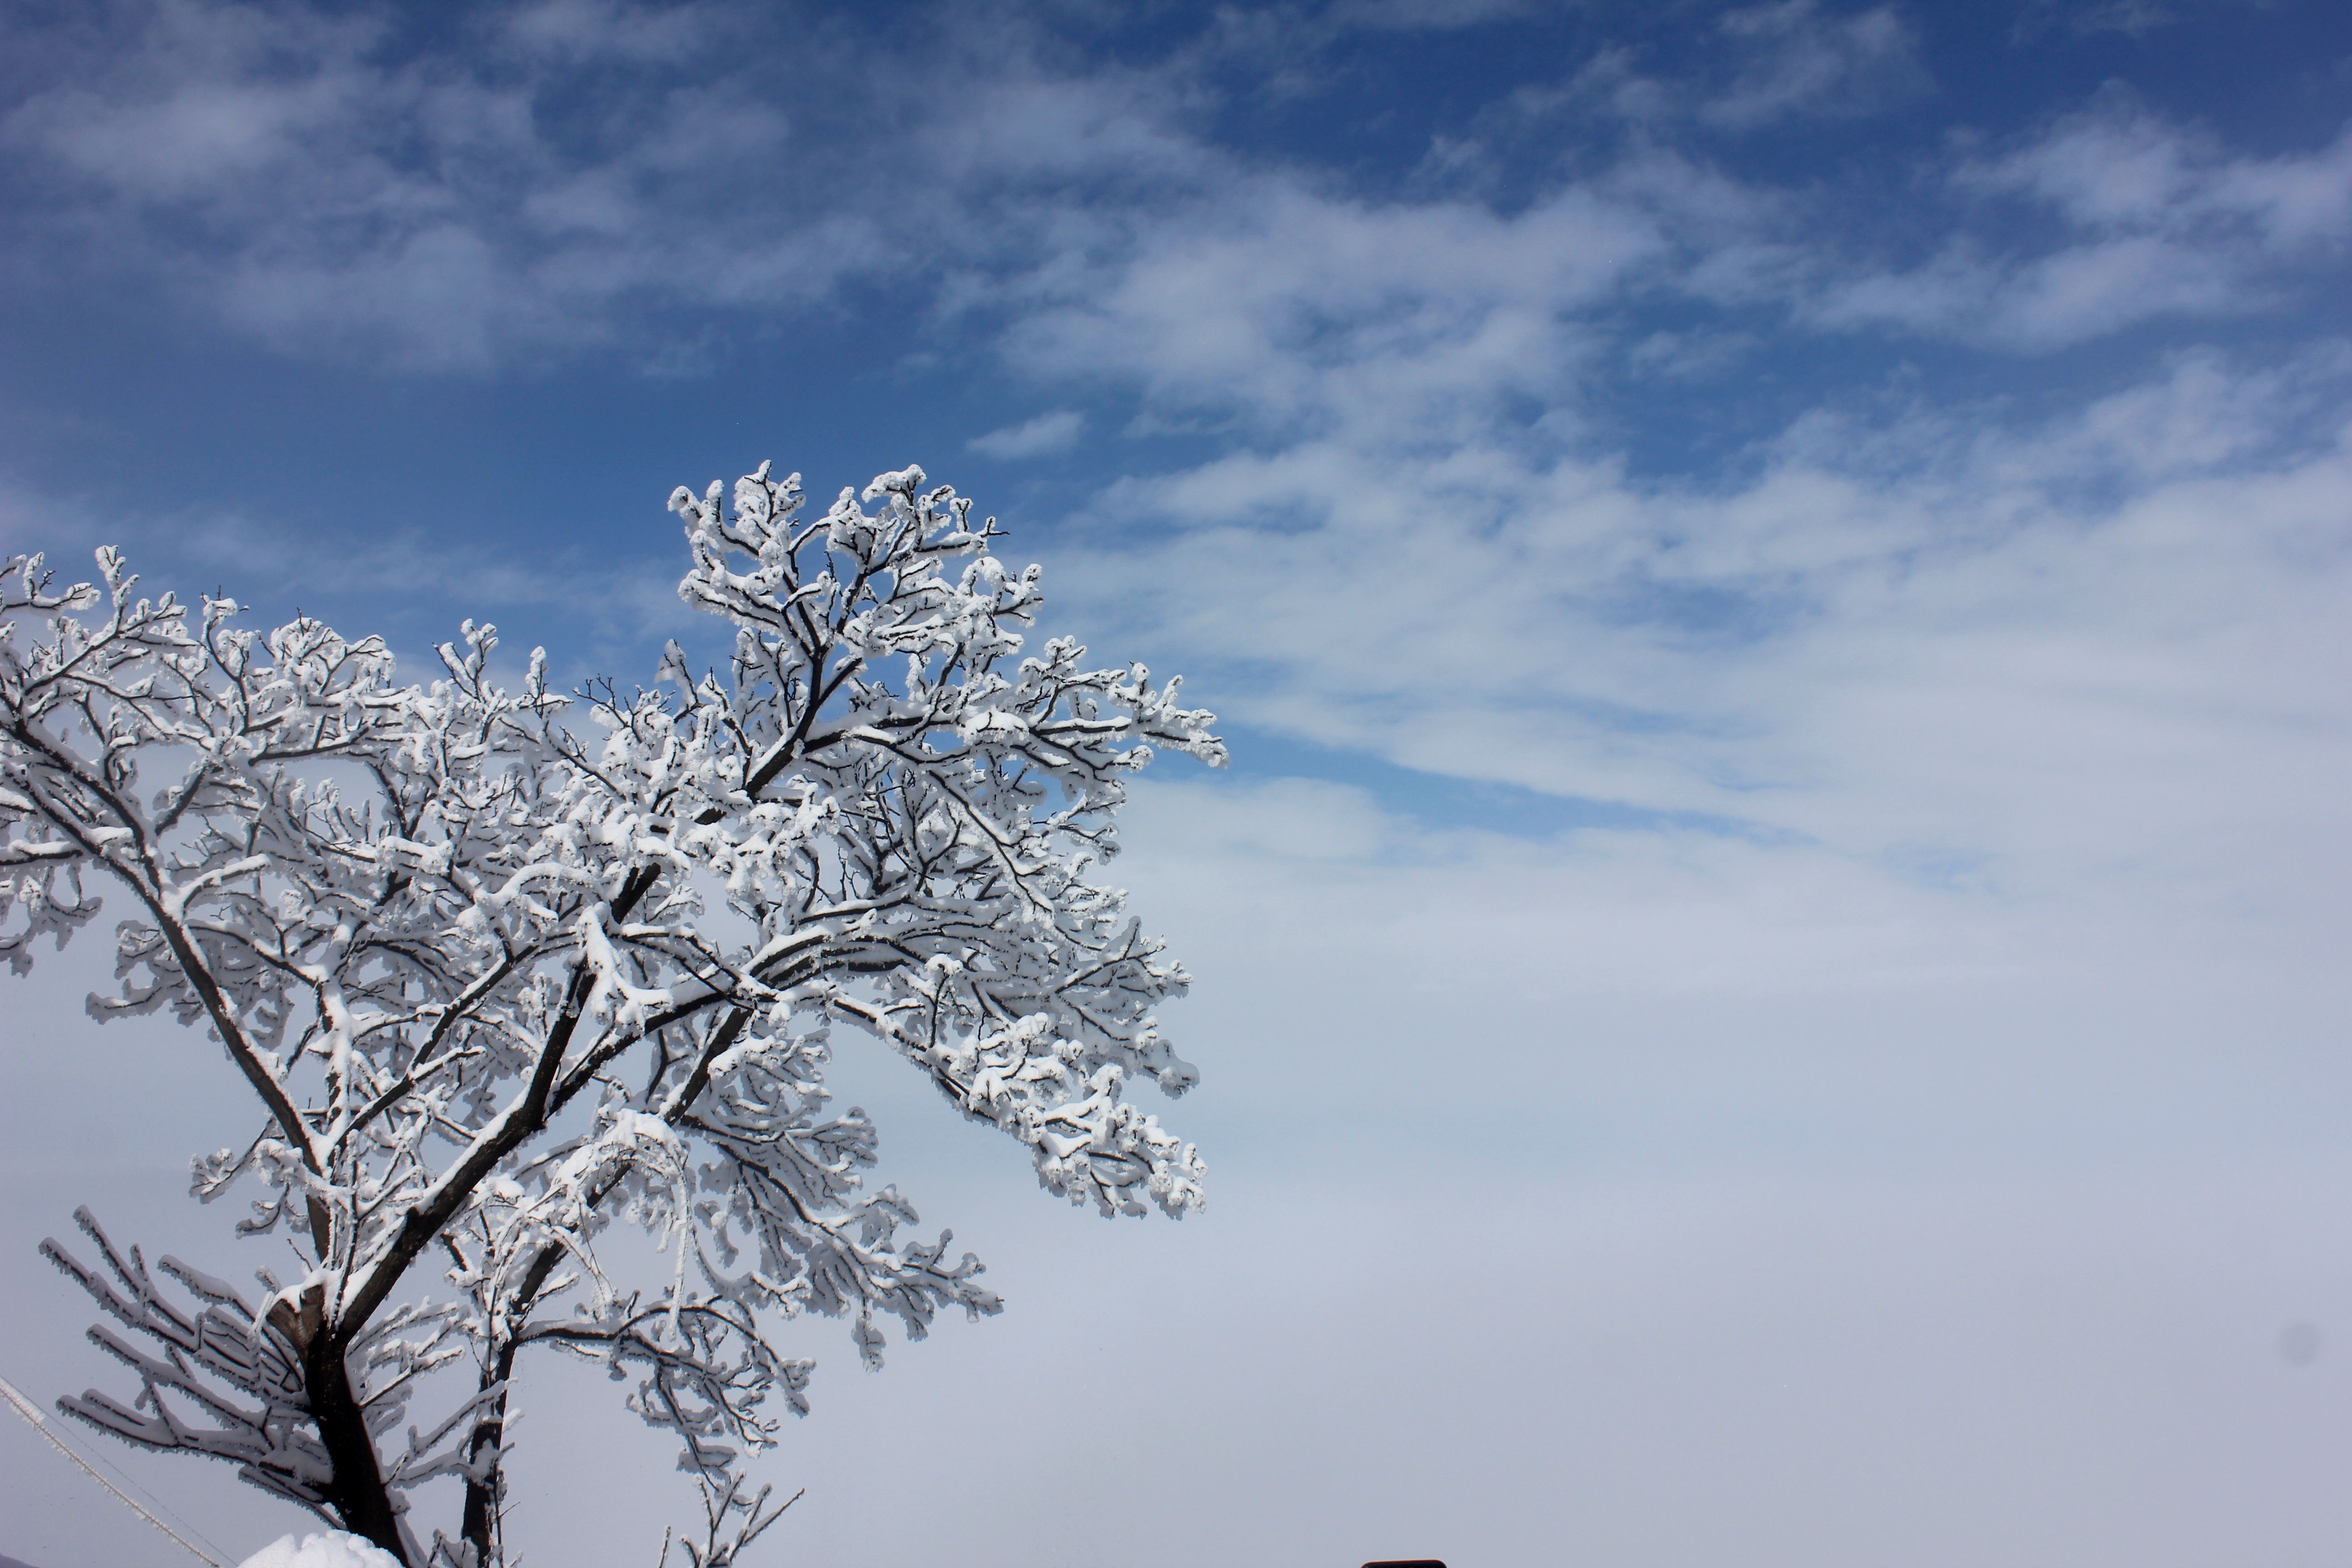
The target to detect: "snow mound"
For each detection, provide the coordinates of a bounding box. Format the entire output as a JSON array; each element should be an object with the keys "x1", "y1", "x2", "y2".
[{"x1": 238, "y1": 1531, "x2": 404, "y2": 1568}]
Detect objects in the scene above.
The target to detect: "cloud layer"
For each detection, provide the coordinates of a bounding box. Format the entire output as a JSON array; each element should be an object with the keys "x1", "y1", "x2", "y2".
[{"x1": 6, "y1": 0, "x2": 2345, "y2": 369}]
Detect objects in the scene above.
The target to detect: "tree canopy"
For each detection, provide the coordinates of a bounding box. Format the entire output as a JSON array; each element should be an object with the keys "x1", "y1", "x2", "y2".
[{"x1": 0, "y1": 462, "x2": 1222, "y2": 1567}]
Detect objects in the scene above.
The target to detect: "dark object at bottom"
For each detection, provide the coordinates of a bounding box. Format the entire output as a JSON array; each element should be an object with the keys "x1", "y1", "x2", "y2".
[{"x1": 1364, "y1": 1561, "x2": 1447, "y2": 1567}]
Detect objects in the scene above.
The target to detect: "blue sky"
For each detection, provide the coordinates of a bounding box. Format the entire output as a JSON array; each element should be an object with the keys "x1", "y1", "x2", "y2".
[{"x1": 4, "y1": 2, "x2": 2352, "y2": 1565}]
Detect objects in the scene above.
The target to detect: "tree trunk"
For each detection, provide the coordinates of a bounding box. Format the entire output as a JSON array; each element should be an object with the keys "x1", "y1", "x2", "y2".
[
  {"x1": 308, "y1": 1333, "x2": 406, "y2": 1562},
  {"x1": 459, "y1": 1243, "x2": 564, "y2": 1567},
  {"x1": 270, "y1": 1280, "x2": 405, "y2": 1565},
  {"x1": 457, "y1": 1342, "x2": 521, "y2": 1566}
]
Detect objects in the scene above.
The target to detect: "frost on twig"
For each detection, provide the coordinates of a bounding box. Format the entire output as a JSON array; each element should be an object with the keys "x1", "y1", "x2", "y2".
[{"x1": 657, "y1": 1471, "x2": 802, "y2": 1568}]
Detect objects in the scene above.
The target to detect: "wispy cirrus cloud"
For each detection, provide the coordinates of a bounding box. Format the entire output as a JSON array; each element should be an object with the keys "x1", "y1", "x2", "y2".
[
  {"x1": 0, "y1": 0, "x2": 1203, "y2": 368},
  {"x1": 1959, "y1": 89, "x2": 2352, "y2": 248},
  {"x1": 2012, "y1": 0, "x2": 2281, "y2": 37},
  {"x1": 1802, "y1": 92, "x2": 2352, "y2": 348},
  {"x1": 1479, "y1": 0, "x2": 1930, "y2": 137},
  {"x1": 1057, "y1": 341, "x2": 2352, "y2": 916},
  {"x1": 966, "y1": 408, "x2": 1086, "y2": 459},
  {"x1": 1703, "y1": 0, "x2": 1931, "y2": 128},
  {"x1": 2, "y1": 0, "x2": 2340, "y2": 377}
]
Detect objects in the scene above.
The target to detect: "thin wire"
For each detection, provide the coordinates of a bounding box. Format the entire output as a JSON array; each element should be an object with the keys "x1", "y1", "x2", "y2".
[{"x1": 0, "y1": 1370, "x2": 229, "y2": 1567}]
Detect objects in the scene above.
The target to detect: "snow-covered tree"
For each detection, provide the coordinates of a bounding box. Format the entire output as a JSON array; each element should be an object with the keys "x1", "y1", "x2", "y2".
[{"x1": 0, "y1": 462, "x2": 1222, "y2": 1567}]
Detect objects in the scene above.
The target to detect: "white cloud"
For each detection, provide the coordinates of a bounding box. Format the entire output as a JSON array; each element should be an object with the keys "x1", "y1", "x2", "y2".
[
  {"x1": 1324, "y1": 0, "x2": 1535, "y2": 30},
  {"x1": 1628, "y1": 326, "x2": 1762, "y2": 378},
  {"x1": 1702, "y1": 0, "x2": 1931, "y2": 129},
  {"x1": 10, "y1": 10, "x2": 2341, "y2": 935},
  {"x1": 1960, "y1": 92, "x2": 2352, "y2": 250},
  {"x1": 997, "y1": 175, "x2": 1668, "y2": 441},
  {"x1": 5, "y1": 1, "x2": 2347, "y2": 945},
  {"x1": 1503, "y1": 3, "x2": 1930, "y2": 135},
  {"x1": 504, "y1": 0, "x2": 728, "y2": 62},
  {"x1": 1800, "y1": 98, "x2": 2351, "y2": 349},
  {"x1": 2, "y1": 0, "x2": 2337, "y2": 376},
  {"x1": 0, "y1": 1, "x2": 1202, "y2": 368},
  {"x1": 1808, "y1": 231, "x2": 2259, "y2": 348},
  {"x1": 2012, "y1": 0, "x2": 2280, "y2": 38},
  {"x1": 1049, "y1": 341, "x2": 2352, "y2": 954},
  {"x1": 965, "y1": 407, "x2": 1085, "y2": 459}
]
